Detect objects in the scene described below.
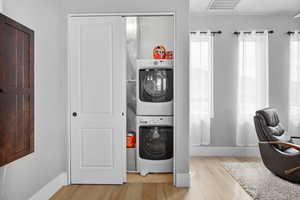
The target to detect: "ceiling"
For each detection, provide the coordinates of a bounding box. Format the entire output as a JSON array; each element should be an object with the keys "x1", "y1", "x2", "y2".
[{"x1": 190, "y1": 0, "x2": 300, "y2": 16}]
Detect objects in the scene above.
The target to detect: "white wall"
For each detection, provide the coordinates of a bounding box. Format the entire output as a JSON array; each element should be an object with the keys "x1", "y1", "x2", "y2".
[
  {"x1": 190, "y1": 15, "x2": 300, "y2": 147},
  {"x1": 62, "y1": 0, "x2": 190, "y2": 186},
  {"x1": 0, "y1": 0, "x2": 2, "y2": 13},
  {"x1": 138, "y1": 16, "x2": 174, "y2": 59},
  {"x1": 0, "y1": 0, "x2": 67, "y2": 199}
]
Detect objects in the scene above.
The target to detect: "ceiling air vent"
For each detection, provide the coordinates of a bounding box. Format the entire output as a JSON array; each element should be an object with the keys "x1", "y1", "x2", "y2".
[{"x1": 208, "y1": 0, "x2": 241, "y2": 10}]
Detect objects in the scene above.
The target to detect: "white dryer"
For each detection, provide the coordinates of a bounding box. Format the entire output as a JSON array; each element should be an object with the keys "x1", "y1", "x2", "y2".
[
  {"x1": 136, "y1": 59, "x2": 173, "y2": 116},
  {"x1": 136, "y1": 116, "x2": 173, "y2": 176}
]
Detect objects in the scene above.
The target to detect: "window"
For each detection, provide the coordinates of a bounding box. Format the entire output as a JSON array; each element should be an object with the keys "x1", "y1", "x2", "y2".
[
  {"x1": 288, "y1": 33, "x2": 300, "y2": 136},
  {"x1": 236, "y1": 31, "x2": 269, "y2": 146},
  {"x1": 190, "y1": 32, "x2": 213, "y2": 146}
]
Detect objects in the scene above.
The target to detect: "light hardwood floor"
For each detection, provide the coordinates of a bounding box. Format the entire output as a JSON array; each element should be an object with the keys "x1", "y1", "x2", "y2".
[
  {"x1": 51, "y1": 157, "x2": 260, "y2": 200},
  {"x1": 127, "y1": 173, "x2": 173, "y2": 183}
]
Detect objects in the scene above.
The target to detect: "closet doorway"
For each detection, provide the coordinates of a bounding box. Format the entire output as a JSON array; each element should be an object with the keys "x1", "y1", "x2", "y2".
[{"x1": 68, "y1": 13, "x2": 175, "y2": 185}]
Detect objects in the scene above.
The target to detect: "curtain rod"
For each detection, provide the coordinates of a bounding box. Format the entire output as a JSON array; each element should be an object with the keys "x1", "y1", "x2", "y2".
[
  {"x1": 287, "y1": 31, "x2": 300, "y2": 35},
  {"x1": 233, "y1": 30, "x2": 274, "y2": 35},
  {"x1": 190, "y1": 30, "x2": 222, "y2": 35}
]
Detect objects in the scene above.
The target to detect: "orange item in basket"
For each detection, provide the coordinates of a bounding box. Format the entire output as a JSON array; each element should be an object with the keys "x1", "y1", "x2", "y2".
[
  {"x1": 127, "y1": 133, "x2": 136, "y2": 148},
  {"x1": 165, "y1": 51, "x2": 173, "y2": 59}
]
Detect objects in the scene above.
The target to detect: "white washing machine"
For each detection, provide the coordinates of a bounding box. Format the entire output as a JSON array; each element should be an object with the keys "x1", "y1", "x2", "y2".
[
  {"x1": 136, "y1": 116, "x2": 173, "y2": 176},
  {"x1": 136, "y1": 59, "x2": 173, "y2": 116}
]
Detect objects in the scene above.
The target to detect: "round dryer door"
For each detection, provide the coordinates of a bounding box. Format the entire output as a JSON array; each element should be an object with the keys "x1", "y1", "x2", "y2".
[
  {"x1": 139, "y1": 126, "x2": 173, "y2": 160},
  {"x1": 139, "y1": 69, "x2": 173, "y2": 102}
]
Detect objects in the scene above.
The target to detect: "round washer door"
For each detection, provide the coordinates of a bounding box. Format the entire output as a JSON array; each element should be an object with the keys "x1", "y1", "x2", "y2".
[{"x1": 139, "y1": 126, "x2": 173, "y2": 160}]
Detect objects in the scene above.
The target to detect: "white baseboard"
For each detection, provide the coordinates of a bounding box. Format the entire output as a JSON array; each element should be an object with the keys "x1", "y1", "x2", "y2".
[
  {"x1": 190, "y1": 146, "x2": 260, "y2": 157},
  {"x1": 175, "y1": 172, "x2": 191, "y2": 187},
  {"x1": 29, "y1": 172, "x2": 67, "y2": 200}
]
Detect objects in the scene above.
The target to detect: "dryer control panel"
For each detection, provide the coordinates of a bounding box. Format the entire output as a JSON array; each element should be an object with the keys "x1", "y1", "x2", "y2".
[{"x1": 137, "y1": 59, "x2": 173, "y2": 68}]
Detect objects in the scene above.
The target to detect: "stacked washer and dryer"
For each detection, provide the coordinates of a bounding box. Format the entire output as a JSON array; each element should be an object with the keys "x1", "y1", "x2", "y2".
[{"x1": 136, "y1": 59, "x2": 174, "y2": 176}]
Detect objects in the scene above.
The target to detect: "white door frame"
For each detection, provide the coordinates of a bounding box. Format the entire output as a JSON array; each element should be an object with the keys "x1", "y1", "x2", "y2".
[
  {"x1": 0, "y1": 0, "x2": 3, "y2": 13},
  {"x1": 67, "y1": 12, "x2": 176, "y2": 185}
]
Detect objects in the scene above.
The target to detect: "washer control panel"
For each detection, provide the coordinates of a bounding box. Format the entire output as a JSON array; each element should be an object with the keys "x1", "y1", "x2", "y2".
[{"x1": 137, "y1": 116, "x2": 173, "y2": 126}]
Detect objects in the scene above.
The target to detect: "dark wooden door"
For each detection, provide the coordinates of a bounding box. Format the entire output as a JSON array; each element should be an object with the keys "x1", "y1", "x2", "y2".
[{"x1": 0, "y1": 14, "x2": 34, "y2": 166}]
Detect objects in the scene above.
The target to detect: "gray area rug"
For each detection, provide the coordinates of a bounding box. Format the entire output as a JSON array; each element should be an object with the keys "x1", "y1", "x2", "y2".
[{"x1": 222, "y1": 162, "x2": 300, "y2": 200}]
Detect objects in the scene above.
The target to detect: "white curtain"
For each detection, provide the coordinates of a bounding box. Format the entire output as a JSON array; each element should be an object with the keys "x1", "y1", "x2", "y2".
[
  {"x1": 236, "y1": 31, "x2": 269, "y2": 146},
  {"x1": 190, "y1": 32, "x2": 214, "y2": 146},
  {"x1": 288, "y1": 33, "x2": 300, "y2": 137}
]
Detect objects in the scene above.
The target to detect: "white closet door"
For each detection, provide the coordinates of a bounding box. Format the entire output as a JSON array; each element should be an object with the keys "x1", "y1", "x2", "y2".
[{"x1": 69, "y1": 16, "x2": 126, "y2": 184}]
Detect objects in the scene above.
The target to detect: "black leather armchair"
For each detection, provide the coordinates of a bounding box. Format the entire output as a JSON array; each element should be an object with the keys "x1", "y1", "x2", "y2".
[{"x1": 254, "y1": 107, "x2": 300, "y2": 183}]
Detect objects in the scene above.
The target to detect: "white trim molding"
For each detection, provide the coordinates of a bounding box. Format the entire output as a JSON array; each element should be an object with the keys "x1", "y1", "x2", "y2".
[
  {"x1": 68, "y1": 12, "x2": 174, "y2": 18},
  {"x1": 0, "y1": 0, "x2": 3, "y2": 13},
  {"x1": 67, "y1": 12, "x2": 177, "y2": 185},
  {"x1": 29, "y1": 172, "x2": 67, "y2": 200},
  {"x1": 190, "y1": 146, "x2": 260, "y2": 157},
  {"x1": 175, "y1": 173, "x2": 191, "y2": 187}
]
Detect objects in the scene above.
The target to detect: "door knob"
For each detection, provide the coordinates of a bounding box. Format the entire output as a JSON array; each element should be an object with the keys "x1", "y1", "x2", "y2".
[
  {"x1": 0, "y1": 89, "x2": 4, "y2": 93},
  {"x1": 72, "y1": 112, "x2": 78, "y2": 117}
]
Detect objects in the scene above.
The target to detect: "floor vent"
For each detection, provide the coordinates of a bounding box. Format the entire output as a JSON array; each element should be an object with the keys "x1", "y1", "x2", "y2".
[{"x1": 208, "y1": 0, "x2": 241, "y2": 10}]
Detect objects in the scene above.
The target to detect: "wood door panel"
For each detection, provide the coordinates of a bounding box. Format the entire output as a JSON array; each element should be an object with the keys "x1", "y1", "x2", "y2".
[
  {"x1": 3, "y1": 24, "x2": 18, "y2": 88},
  {"x1": 0, "y1": 13, "x2": 34, "y2": 166}
]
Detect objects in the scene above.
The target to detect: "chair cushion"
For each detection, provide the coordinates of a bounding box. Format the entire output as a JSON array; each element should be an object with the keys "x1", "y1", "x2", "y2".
[
  {"x1": 264, "y1": 123, "x2": 285, "y2": 137},
  {"x1": 256, "y1": 108, "x2": 280, "y2": 127},
  {"x1": 255, "y1": 108, "x2": 292, "y2": 151},
  {"x1": 284, "y1": 147, "x2": 299, "y2": 154},
  {"x1": 273, "y1": 133, "x2": 293, "y2": 151}
]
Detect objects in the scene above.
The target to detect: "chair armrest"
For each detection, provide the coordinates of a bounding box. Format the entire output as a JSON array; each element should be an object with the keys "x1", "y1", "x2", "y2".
[
  {"x1": 259, "y1": 141, "x2": 300, "y2": 151},
  {"x1": 291, "y1": 136, "x2": 300, "y2": 140}
]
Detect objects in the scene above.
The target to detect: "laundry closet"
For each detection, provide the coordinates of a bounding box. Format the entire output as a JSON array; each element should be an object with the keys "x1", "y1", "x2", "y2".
[{"x1": 68, "y1": 14, "x2": 175, "y2": 184}]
